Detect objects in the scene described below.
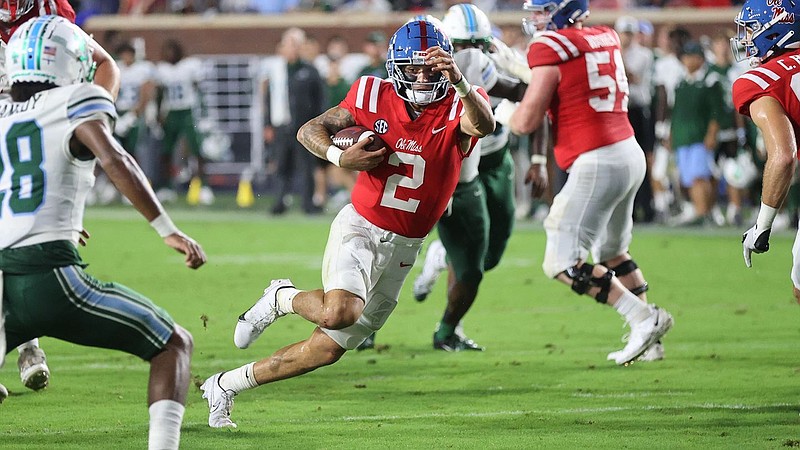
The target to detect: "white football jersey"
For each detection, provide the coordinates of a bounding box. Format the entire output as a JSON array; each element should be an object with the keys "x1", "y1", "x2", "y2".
[
  {"x1": 156, "y1": 57, "x2": 203, "y2": 111},
  {"x1": 453, "y1": 47, "x2": 512, "y2": 158},
  {"x1": 117, "y1": 59, "x2": 155, "y2": 112},
  {"x1": 0, "y1": 84, "x2": 116, "y2": 249}
]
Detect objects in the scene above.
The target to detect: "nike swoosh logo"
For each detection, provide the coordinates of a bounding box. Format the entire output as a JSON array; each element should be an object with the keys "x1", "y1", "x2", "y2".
[
  {"x1": 432, "y1": 126, "x2": 447, "y2": 135},
  {"x1": 400, "y1": 262, "x2": 413, "y2": 267}
]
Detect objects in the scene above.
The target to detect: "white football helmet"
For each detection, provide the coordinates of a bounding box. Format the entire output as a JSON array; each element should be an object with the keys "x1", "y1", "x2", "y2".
[
  {"x1": 6, "y1": 15, "x2": 95, "y2": 87},
  {"x1": 0, "y1": 0, "x2": 34, "y2": 24},
  {"x1": 442, "y1": 4, "x2": 493, "y2": 50}
]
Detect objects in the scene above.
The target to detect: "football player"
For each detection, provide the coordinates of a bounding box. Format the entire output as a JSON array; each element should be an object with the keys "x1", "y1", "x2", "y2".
[
  {"x1": 732, "y1": 0, "x2": 800, "y2": 302},
  {"x1": 200, "y1": 20, "x2": 494, "y2": 428},
  {"x1": 0, "y1": 0, "x2": 121, "y2": 397},
  {"x1": 0, "y1": 16, "x2": 205, "y2": 448},
  {"x1": 509, "y1": 0, "x2": 674, "y2": 365},
  {"x1": 407, "y1": 3, "x2": 547, "y2": 352}
]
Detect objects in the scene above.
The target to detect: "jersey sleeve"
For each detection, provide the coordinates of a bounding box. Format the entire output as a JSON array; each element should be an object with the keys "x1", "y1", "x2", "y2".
[
  {"x1": 454, "y1": 48, "x2": 499, "y2": 92},
  {"x1": 67, "y1": 84, "x2": 117, "y2": 129},
  {"x1": 732, "y1": 72, "x2": 773, "y2": 116},
  {"x1": 527, "y1": 31, "x2": 580, "y2": 67},
  {"x1": 339, "y1": 76, "x2": 374, "y2": 118}
]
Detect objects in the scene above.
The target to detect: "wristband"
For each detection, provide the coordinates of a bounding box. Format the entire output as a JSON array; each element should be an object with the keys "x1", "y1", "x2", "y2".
[
  {"x1": 326, "y1": 145, "x2": 343, "y2": 167},
  {"x1": 756, "y1": 202, "x2": 778, "y2": 230},
  {"x1": 530, "y1": 154, "x2": 547, "y2": 165},
  {"x1": 150, "y1": 213, "x2": 179, "y2": 238},
  {"x1": 453, "y1": 77, "x2": 472, "y2": 98},
  {"x1": 654, "y1": 121, "x2": 669, "y2": 140}
]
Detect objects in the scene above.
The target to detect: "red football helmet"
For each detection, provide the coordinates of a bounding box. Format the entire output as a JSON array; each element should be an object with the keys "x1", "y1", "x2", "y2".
[{"x1": 0, "y1": 0, "x2": 34, "y2": 23}]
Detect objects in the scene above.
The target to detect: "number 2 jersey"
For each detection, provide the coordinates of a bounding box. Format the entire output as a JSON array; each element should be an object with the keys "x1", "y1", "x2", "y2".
[
  {"x1": 527, "y1": 26, "x2": 634, "y2": 170},
  {"x1": 340, "y1": 76, "x2": 487, "y2": 238},
  {"x1": 0, "y1": 84, "x2": 116, "y2": 249},
  {"x1": 732, "y1": 48, "x2": 800, "y2": 157}
]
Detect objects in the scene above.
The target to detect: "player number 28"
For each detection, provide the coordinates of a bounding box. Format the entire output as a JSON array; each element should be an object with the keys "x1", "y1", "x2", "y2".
[
  {"x1": 585, "y1": 49, "x2": 630, "y2": 113},
  {"x1": 0, "y1": 120, "x2": 46, "y2": 216},
  {"x1": 380, "y1": 152, "x2": 425, "y2": 213}
]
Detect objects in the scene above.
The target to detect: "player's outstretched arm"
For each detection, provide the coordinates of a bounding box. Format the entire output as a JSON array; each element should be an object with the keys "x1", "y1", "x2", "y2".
[
  {"x1": 510, "y1": 65, "x2": 559, "y2": 135},
  {"x1": 72, "y1": 120, "x2": 207, "y2": 269},
  {"x1": 88, "y1": 38, "x2": 121, "y2": 101},
  {"x1": 297, "y1": 106, "x2": 387, "y2": 171},
  {"x1": 741, "y1": 96, "x2": 797, "y2": 267}
]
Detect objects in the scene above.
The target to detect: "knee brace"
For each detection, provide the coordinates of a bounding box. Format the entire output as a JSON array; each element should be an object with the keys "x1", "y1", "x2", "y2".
[
  {"x1": 601, "y1": 259, "x2": 649, "y2": 296},
  {"x1": 564, "y1": 263, "x2": 614, "y2": 304}
]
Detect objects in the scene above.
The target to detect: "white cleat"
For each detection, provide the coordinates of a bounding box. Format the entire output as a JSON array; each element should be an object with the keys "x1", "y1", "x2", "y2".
[
  {"x1": 199, "y1": 186, "x2": 215, "y2": 206},
  {"x1": 614, "y1": 306, "x2": 673, "y2": 366},
  {"x1": 607, "y1": 341, "x2": 664, "y2": 363},
  {"x1": 200, "y1": 372, "x2": 237, "y2": 429},
  {"x1": 18, "y1": 347, "x2": 49, "y2": 391},
  {"x1": 234, "y1": 279, "x2": 295, "y2": 349},
  {"x1": 0, "y1": 383, "x2": 7, "y2": 404},
  {"x1": 412, "y1": 240, "x2": 448, "y2": 302}
]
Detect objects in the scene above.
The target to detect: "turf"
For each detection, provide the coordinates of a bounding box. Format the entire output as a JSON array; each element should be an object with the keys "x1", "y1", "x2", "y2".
[{"x1": 2, "y1": 205, "x2": 800, "y2": 449}]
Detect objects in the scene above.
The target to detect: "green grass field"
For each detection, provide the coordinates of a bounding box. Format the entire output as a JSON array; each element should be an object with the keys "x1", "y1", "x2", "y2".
[{"x1": 2, "y1": 204, "x2": 800, "y2": 449}]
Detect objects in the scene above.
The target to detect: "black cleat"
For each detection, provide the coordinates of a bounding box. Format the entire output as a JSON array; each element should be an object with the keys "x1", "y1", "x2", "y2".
[
  {"x1": 356, "y1": 332, "x2": 376, "y2": 351},
  {"x1": 433, "y1": 332, "x2": 485, "y2": 352}
]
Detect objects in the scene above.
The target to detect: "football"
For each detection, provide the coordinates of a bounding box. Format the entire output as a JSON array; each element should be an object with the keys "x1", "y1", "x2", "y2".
[{"x1": 332, "y1": 126, "x2": 385, "y2": 152}]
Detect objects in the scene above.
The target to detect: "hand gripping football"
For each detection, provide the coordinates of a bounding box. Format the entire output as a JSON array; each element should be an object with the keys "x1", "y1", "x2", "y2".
[{"x1": 332, "y1": 126, "x2": 385, "y2": 152}]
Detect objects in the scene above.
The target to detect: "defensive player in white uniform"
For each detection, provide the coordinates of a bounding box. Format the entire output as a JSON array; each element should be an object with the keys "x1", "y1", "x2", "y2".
[
  {"x1": 155, "y1": 39, "x2": 212, "y2": 205},
  {"x1": 114, "y1": 41, "x2": 155, "y2": 153},
  {"x1": 0, "y1": 17, "x2": 205, "y2": 448},
  {"x1": 408, "y1": 4, "x2": 548, "y2": 351},
  {"x1": 0, "y1": 0, "x2": 121, "y2": 399}
]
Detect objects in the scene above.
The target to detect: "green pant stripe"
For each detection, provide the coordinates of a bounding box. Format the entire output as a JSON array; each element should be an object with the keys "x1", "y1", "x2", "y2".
[{"x1": 54, "y1": 267, "x2": 170, "y2": 348}]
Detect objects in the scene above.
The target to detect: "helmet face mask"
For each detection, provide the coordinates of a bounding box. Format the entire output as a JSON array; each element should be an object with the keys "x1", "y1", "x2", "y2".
[
  {"x1": 386, "y1": 20, "x2": 453, "y2": 106},
  {"x1": 522, "y1": 0, "x2": 589, "y2": 35},
  {"x1": 0, "y1": 0, "x2": 34, "y2": 24},
  {"x1": 442, "y1": 4, "x2": 493, "y2": 53},
  {"x1": 6, "y1": 15, "x2": 96, "y2": 87},
  {"x1": 732, "y1": 0, "x2": 800, "y2": 64}
]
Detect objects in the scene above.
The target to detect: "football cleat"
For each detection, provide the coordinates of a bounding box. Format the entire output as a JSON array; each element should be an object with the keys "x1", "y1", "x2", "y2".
[
  {"x1": 200, "y1": 372, "x2": 237, "y2": 428},
  {"x1": 613, "y1": 306, "x2": 673, "y2": 366},
  {"x1": 234, "y1": 279, "x2": 295, "y2": 349},
  {"x1": 0, "y1": 383, "x2": 7, "y2": 404},
  {"x1": 356, "y1": 332, "x2": 376, "y2": 351},
  {"x1": 607, "y1": 341, "x2": 664, "y2": 362},
  {"x1": 412, "y1": 240, "x2": 448, "y2": 302},
  {"x1": 433, "y1": 330, "x2": 485, "y2": 352},
  {"x1": 18, "y1": 347, "x2": 49, "y2": 391}
]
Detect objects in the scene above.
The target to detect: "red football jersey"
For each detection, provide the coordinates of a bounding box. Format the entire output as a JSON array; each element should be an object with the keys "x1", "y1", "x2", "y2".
[
  {"x1": 733, "y1": 48, "x2": 800, "y2": 160},
  {"x1": 527, "y1": 26, "x2": 634, "y2": 170},
  {"x1": 0, "y1": 0, "x2": 75, "y2": 43},
  {"x1": 340, "y1": 76, "x2": 486, "y2": 238}
]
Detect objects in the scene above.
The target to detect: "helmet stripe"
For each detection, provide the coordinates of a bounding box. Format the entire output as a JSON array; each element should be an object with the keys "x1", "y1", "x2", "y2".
[
  {"x1": 419, "y1": 20, "x2": 428, "y2": 50},
  {"x1": 25, "y1": 16, "x2": 46, "y2": 70},
  {"x1": 459, "y1": 4, "x2": 476, "y2": 34}
]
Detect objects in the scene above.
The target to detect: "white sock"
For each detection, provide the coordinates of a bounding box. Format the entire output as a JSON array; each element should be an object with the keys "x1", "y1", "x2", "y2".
[
  {"x1": 148, "y1": 399, "x2": 184, "y2": 450},
  {"x1": 276, "y1": 288, "x2": 299, "y2": 314},
  {"x1": 613, "y1": 291, "x2": 652, "y2": 325},
  {"x1": 17, "y1": 338, "x2": 39, "y2": 354},
  {"x1": 219, "y1": 362, "x2": 259, "y2": 393}
]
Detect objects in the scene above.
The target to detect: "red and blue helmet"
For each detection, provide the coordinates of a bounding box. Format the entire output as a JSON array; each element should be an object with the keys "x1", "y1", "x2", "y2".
[
  {"x1": 522, "y1": 0, "x2": 589, "y2": 35},
  {"x1": 732, "y1": 0, "x2": 800, "y2": 63},
  {"x1": 386, "y1": 20, "x2": 453, "y2": 105}
]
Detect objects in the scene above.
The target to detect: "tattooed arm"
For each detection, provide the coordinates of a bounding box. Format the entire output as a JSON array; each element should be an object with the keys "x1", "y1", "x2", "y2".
[{"x1": 297, "y1": 106, "x2": 387, "y2": 171}]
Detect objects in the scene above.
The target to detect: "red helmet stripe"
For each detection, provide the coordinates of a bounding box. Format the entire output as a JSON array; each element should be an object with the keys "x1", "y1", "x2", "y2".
[{"x1": 419, "y1": 20, "x2": 428, "y2": 50}]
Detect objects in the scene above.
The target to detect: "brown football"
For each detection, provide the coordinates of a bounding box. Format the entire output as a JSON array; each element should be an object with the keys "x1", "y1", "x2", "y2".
[{"x1": 332, "y1": 126, "x2": 386, "y2": 152}]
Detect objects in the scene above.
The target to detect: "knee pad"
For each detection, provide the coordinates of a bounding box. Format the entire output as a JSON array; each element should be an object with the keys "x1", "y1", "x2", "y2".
[
  {"x1": 563, "y1": 263, "x2": 614, "y2": 304},
  {"x1": 601, "y1": 259, "x2": 649, "y2": 296}
]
